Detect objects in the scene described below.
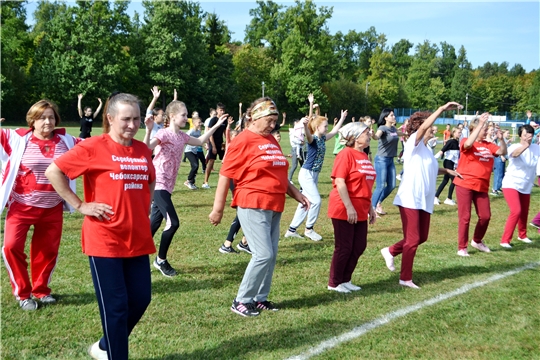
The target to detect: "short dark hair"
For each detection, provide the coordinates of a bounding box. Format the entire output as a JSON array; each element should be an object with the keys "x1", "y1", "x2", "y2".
[
  {"x1": 518, "y1": 124, "x2": 534, "y2": 136},
  {"x1": 216, "y1": 102, "x2": 225, "y2": 110}
]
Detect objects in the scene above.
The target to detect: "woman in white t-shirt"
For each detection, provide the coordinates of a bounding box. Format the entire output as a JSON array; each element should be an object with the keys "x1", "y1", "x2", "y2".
[
  {"x1": 380, "y1": 102, "x2": 463, "y2": 289},
  {"x1": 499, "y1": 125, "x2": 540, "y2": 247}
]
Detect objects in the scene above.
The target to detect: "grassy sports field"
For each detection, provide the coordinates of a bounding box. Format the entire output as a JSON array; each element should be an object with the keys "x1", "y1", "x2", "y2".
[{"x1": 2, "y1": 126, "x2": 539, "y2": 359}]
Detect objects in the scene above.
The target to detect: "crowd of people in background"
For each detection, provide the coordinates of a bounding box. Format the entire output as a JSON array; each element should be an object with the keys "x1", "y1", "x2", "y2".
[{"x1": 1, "y1": 87, "x2": 539, "y2": 359}]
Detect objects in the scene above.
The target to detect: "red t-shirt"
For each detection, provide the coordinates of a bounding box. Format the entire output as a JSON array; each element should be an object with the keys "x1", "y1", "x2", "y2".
[
  {"x1": 443, "y1": 130, "x2": 451, "y2": 142},
  {"x1": 54, "y1": 134, "x2": 156, "y2": 257},
  {"x1": 453, "y1": 138, "x2": 499, "y2": 193},
  {"x1": 220, "y1": 130, "x2": 289, "y2": 212},
  {"x1": 328, "y1": 147, "x2": 376, "y2": 221}
]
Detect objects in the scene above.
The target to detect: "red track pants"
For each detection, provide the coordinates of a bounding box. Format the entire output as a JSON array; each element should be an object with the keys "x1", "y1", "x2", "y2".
[{"x1": 2, "y1": 201, "x2": 63, "y2": 300}]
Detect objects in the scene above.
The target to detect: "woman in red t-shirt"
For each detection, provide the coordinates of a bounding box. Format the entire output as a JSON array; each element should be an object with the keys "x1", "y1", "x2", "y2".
[
  {"x1": 47, "y1": 93, "x2": 156, "y2": 360},
  {"x1": 209, "y1": 97, "x2": 309, "y2": 317},
  {"x1": 327, "y1": 122, "x2": 377, "y2": 293},
  {"x1": 453, "y1": 113, "x2": 507, "y2": 256}
]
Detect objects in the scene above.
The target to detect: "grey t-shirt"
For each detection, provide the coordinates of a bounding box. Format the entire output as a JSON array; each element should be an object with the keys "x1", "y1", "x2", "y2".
[{"x1": 376, "y1": 125, "x2": 399, "y2": 157}]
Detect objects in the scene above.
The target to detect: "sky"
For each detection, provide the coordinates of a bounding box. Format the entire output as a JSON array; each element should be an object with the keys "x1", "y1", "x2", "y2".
[{"x1": 24, "y1": 0, "x2": 539, "y2": 72}]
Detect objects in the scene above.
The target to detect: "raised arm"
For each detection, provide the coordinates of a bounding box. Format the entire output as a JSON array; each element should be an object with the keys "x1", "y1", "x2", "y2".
[
  {"x1": 509, "y1": 132, "x2": 533, "y2": 158},
  {"x1": 280, "y1": 112, "x2": 286, "y2": 127},
  {"x1": 494, "y1": 127, "x2": 508, "y2": 156},
  {"x1": 415, "y1": 102, "x2": 462, "y2": 146},
  {"x1": 326, "y1": 109, "x2": 348, "y2": 141},
  {"x1": 188, "y1": 114, "x2": 228, "y2": 146},
  {"x1": 464, "y1": 113, "x2": 489, "y2": 149},
  {"x1": 143, "y1": 114, "x2": 160, "y2": 150},
  {"x1": 303, "y1": 116, "x2": 314, "y2": 144},
  {"x1": 77, "y1": 94, "x2": 83, "y2": 118},
  {"x1": 147, "y1": 86, "x2": 161, "y2": 114},
  {"x1": 93, "y1": 98, "x2": 103, "y2": 119},
  {"x1": 308, "y1": 93, "x2": 314, "y2": 119}
]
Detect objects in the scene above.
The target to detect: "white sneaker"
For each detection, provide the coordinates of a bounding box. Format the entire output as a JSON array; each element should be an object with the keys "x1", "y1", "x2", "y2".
[
  {"x1": 342, "y1": 281, "x2": 361, "y2": 291},
  {"x1": 434, "y1": 197, "x2": 440, "y2": 205},
  {"x1": 183, "y1": 180, "x2": 196, "y2": 190},
  {"x1": 88, "y1": 341, "x2": 108, "y2": 360},
  {"x1": 304, "y1": 229, "x2": 322, "y2": 241},
  {"x1": 328, "y1": 284, "x2": 351, "y2": 293},
  {"x1": 396, "y1": 174, "x2": 402, "y2": 181},
  {"x1": 517, "y1": 237, "x2": 532, "y2": 243},
  {"x1": 284, "y1": 230, "x2": 303, "y2": 239},
  {"x1": 457, "y1": 249, "x2": 470, "y2": 257},
  {"x1": 201, "y1": 183, "x2": 210, "y2": 189},
  {"x1": 399, "y1": 280, "x2": 420, "y2": 289},
  {"x1": 500, "y1": 243, "x2": 512, "y2": 248},
  {"x1": 471, "y1": 240, "x2": 491, "y2": 253},
  {"x1": 443, "y1": 198, "x2": 456, "y2": 206},
  {"x1": 380, "y1": 247, "x2": 395, "y2": 271}
]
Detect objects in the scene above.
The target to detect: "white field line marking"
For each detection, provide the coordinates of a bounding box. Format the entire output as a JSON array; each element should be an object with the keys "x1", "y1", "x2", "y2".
[{"x1": 285, "y1": 261, "x2": 540, "y2": 360}]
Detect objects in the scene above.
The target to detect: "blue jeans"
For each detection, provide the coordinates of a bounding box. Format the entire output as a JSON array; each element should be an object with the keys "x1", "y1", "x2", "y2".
[
  {"x1": 492, "y1": 157, "x2": 505, "y2": 191},
  {"x1": 371, "y1": 155, "x2": 396, "y2": 207}
]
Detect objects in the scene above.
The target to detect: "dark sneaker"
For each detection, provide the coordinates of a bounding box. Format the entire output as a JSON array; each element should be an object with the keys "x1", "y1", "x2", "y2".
[
  {"x1": 231, "y1": 300, "x2": 259, "y2": 317},
  {"x1": 236, "y1": 242, "x2": 253, "y2": 255},
  {"x1": 153, "y1": 258, "x2": 178, "y2": 277},
  {"x1": 256, "y1": 300, "x2": 279, "y2": 312},
  {"x1": 19, "y1": 298, "x2": 38, "y2": 311},
  {"x1": 219, "y1": 244, "x2": 238, "y2": 254},
  {"x1": 38, "y1": 295, "x2": 57, "y2": 304}
]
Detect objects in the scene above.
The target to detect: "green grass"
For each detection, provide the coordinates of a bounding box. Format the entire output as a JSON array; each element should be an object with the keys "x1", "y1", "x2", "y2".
[{"x1": 2, "y1": 126, "x2": 539, "y2": 359}]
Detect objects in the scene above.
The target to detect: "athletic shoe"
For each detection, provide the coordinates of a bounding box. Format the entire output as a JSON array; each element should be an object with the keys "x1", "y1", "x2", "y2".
[
  {"x1": 153, "y1": 258, "x2": 178, "y2": 277},
  {"x1": 237, "y1": 242, "x2": 253, "y2": 255},
  {"x1": 201, "y1": 183, "x2": 210, "y2": 189},
  {"x1": 327, "y1": 284, "x2": 351, "y2": 293},
  {"x1": 500, "y1": 243, "x2": 512, "y2": 248},
  {"x1": 342, "y1": 281, "x2": 361, "y2": 291},
  {"x1": 375, "y1": 204, "x2": 386, "y2": 215},
  {"x1": 304, "y1": 229, "x2": 322, "y2": 241},
  {"x1": 489, "y1": 190, "x2": 499, "y2": 196},
  {"x1": 19, "y1": 298, "x2": 38, "y2": 311},
  {"x1": 444, "y1": 198, "x2": 456, "y2": 206},
  {"x1": 530, "y1": 222, "x2": 540, "y2": 230},
  {"x1": 457, "y1": 249, "x2": 470, "y2": 257},
  {"x1": 517, "y1": 237, "x2": 532, "y2": 243},
  {"x1": 471, "y1": 240, "x2": 491, "y2": 253},
  {"x1": 38, "y1": 295, "x2": 57, "y2": 304},
  {"x1": 380, "y1": 247, "x2": 395, "y2": 271},
  {"x1": 396, "y1": 174, "x2": 402, "y2": 181},
  {"x1": 231, "y1": 300, "x2": 259, "y2": 317},
  {"x1": 219, "y1": 244, "x2": 238, "y2": 254},
  {"x1": 284, "y1": 230, "x2": 303, "y2": 239},
  {"x1": 434, "y1": 197, "x2": 440, "y2": 205},
  {"x1": 88, "y1": 341, "x2": 108, "y2": 360},
  {"x1": 256, "y1": 300, "x2": 279, "y2": 311},
  {"x1": 183, "y1": 180, "x2": 196, "y2": 190},
  {"x1": 399, "y1": 280, "x2": 420, "y2": 289}
]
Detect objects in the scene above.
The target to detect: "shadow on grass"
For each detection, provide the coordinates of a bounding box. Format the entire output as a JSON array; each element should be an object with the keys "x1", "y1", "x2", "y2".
[
  {"x1": 139, "y1": 318, "x2": 358, "y2": 360},
  {"x1": 54, "y1": 292, "x2": 97, "y2": 306}
]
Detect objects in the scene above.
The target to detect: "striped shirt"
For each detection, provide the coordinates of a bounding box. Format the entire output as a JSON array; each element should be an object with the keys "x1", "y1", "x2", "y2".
[{"x1": 11, "y1": 134, "x2": 68, "y2": 208}]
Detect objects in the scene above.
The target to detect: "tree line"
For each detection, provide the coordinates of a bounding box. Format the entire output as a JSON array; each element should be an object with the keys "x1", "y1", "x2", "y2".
[{"x1": 2, "y1": 0, "x2": 538, "y2": 125}]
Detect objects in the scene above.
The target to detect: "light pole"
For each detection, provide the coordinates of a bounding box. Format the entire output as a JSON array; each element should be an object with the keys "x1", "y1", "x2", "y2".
[
  {"x1": 365, "y1": 81, "x2": 370, "y2": 113},
  {"x1": 262, "y1": 81, "x2": 265, "y2": 97}
]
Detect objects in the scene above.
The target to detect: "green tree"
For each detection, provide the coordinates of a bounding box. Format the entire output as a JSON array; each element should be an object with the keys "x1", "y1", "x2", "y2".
[
  {"x1": 366, "y1": 45, "x2": 399, "y2": 114},
  {"x1": 232, "y1": 45, "x2": 273, "y2": 106},
  {"x1": 141, "y1": 0, "x2": 209, "y2": 111},
  {"x1": 1, "y1": 1, "x2": 32, "y2": 120},
  {"x1": 30, "y1": 0, "x2": 137, "y2": 120},
  {"x1": 244, "y1": 0, "x2": 283, "y2": 54},
  {"x1": 450, "y1": 45, "x2": 473, "y2": 110},
  {"x1": 438, "y1": 41, "x2": 457, "y2": 91}
]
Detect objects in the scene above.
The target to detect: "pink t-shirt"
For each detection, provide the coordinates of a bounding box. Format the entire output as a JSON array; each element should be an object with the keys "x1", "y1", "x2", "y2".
[{"x1": 152, "y1": 128, "x2": 191, "y2": 193}]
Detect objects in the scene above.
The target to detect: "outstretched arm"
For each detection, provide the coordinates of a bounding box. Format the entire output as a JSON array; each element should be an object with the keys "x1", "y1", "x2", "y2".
[
  {"x1": 326, "y1": 109, "x2": 348, "y2": 141},
  {"x1": 188, "y1": 114, "x2": 228, "y2": 146},
  {"x1": 303, "y1": 116, "x2": 314, "y2": 144},
  {"x1": 93, "y1": 98, "x2": 103, "y2": 119},
  {"x1": 280, "y1": 112, "x2": 286, "y2": 127},
  {"x1": 77, "y1": 94, "x2": 83, "y2": 118},
  {"x1": 416, "y1": 102, "x2": 462, "y2": 146},
  {"x1": 143, "y1": 114, "x2": 160, "y2": 150},
  {"x1": 308, "y1": 93, "x2": 314, "y2": 119},
  {"x1": 494, "y1": 127, "x2": 508, "y2": 155}
]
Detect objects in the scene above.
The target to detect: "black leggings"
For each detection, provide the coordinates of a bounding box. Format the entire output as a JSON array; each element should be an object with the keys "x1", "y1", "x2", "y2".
[
  {"x1": 185, "y1": 152, "x2": 205, "y2": 183},
  {"x1": 150, "y1": 190, "x2": 180, "y2": 260},
  {"x1": 226, "y1": 214, "x2": 242, "y2": 242},
  {"x1": 435, "y1": 159, "x2": 456, "y2": 199}
]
